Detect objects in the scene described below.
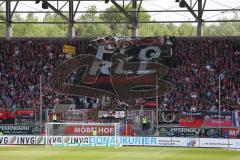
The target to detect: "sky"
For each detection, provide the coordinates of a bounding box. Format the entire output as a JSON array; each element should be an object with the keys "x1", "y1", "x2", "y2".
[{"x1": 0, "y1": 0, "x2": 239, "y2": 23}]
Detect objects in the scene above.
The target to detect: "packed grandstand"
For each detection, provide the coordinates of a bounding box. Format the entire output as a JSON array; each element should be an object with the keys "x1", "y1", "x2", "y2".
[
  {"x1": 0, "y1": 1, "x2": 239, "y2": 154},
  {"x1": 0, "y1": 36, "x2": 239, "y2": 140}
]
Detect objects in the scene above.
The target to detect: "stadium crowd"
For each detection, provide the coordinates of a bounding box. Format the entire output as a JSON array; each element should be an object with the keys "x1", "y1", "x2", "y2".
[
  {"x1": 0, "y1": 37, "x2": 239, "y2": 114},
  {"x1": 0, "y1": 39, "x2": 67, "y2": 111},
  {"x1": 164, "y1": 38, "x2": 240, "y2": 112}
]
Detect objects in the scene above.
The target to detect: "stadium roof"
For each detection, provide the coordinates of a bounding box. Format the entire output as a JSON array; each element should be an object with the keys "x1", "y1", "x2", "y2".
[{"x1": 0, "y1": 0, "x2": 239, "y2": 37}]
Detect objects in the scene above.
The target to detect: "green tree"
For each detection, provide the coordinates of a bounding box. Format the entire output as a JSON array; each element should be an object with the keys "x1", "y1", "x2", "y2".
[
  {"x1": 75, "y1": 5, "x2": 110, "y2": 37},
  {"x1": 231, "y1": 13, "x2": 240, "y2": 35},
  {"x1": 140, "y1": 23, "x2": 182, "y2": 37},
  {"x1": 0, "y1": 7, "x2": 5, "y2": 36},
  {"x1": 13, "y1": 13, "x2": 44, "y2": 37},
  {"x1": 178, "y1": 23, "x2": 196, "y2": 36},
  {"x1": 42, "y1": 13, "x2": 68, "y2": 37},
  {"x1": 12, "y1": 13, "x2": 68, "y2": 37},
  {"x1": 204, "y1": 22, "x2": 237, "y2": 36},
  {"x1": 204, "y1": 14, "x2": 240, "y2": 36},
  {"x1": 12, "y1": 13, "x2": 27, "y2": 36},
  {"x1": 99, "y1": 4, "x2": 151, "y2": 36}
]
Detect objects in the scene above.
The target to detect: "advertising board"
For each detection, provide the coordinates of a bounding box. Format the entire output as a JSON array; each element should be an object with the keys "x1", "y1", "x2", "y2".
[{"x1": 0, "y1": 136, "x2": 239, "y2": 149}]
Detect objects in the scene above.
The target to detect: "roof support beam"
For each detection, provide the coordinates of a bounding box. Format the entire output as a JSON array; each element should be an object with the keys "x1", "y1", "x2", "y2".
[
  {"x1": 5, "y1": 0, "x2": 12, "y2": 38},
  {"x1": 73, "y1": 0, "x2": 80, "y2": 19},
  {"x1": 2, "y1": 19, "x2": 240, "y2": 24},
  {"x1": 183, "y1": 0, "x2": 199, "y2": 21},
  {"x1": 68, "y1": 0, "x2": 75, "y2": 38},
  {"x1": 197, "y1": 0, "x2": 203, "y2": 36},
  {"x1": 1, "y1": 9, "x2": 240, "y2": 14},
  {"x1": 41, "y1": 0, "x2": 69, "y2": 21},
  {"x1": 137, "y1": 0, "x2": 143, "y2": 16},
  {"x1": 10, "y1": 1, "x2": 19, "y2": 19},
  {"x1": 0, "y1": 1, "x2": 5, "y2": 7},
  {"x1": 69, "y1": 0, "x2": 74, "y2": 25},
  {"x1": 0, "y1": 15, "x2": 6, "y2": 21},
  {"x1": 59, "y1": 0, "x2": 68, "y2": 11},
  {"x1": 131, "y1": 0, "x2": 138, "y2": 37},
  {"x1": 110, "y1": 0, "x2": 131, "y2": 20},
  {"x1": 177, "y1": 0, "x2": 206, "y2": 36}
]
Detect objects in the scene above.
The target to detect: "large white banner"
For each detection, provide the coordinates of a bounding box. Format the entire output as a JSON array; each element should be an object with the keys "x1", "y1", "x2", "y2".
[
  {"x1": 228, "y1": 139, "x2": 240, "y2": 148},
  {"x1": 200, "y1": 138, "x2": 230, "y2": 148},
  {"x1": 0, "y1": 135, "x2": 240, "y2": 148},
  {"x1": 171, "y1": 137, "x2": 200, "y2": 147},
  {"x1": 0, "y1": 136, "x2": 37, "y2": 145},
  {"x1": 120, "y1": 137, "x2": 158, "y2": 146}
]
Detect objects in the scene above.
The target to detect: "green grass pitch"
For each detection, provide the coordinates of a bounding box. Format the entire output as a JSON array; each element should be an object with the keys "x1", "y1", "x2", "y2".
[{"x1": 0, "y1": 146, "x2": 240, "y2": 160}]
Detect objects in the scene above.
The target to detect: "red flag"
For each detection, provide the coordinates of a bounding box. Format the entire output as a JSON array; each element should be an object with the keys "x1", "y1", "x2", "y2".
[{"x1": 179, "y1": 116, "x2": 203, "y2": 127}]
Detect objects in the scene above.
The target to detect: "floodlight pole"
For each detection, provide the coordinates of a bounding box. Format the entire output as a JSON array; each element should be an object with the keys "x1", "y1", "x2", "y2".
[
  {"x1": 218, "y1": 74, "x2": 224, "y2": 128},
  {"x1": 197, "y1": 0, "x2": 203, "y2": 37},
  {"x1": 131, "y1": 0, "x2": 138, "y2": 37},
  {"x1": 156, "y1": 75, "x2": 159, "y2": 131},
  {"x1": 40, "y1": 74, "x2": 43, "y2": 127},
  {"x1": 5, "y1": 0, "x2": 12, "y2": 39},
  {"x1": 218, "y1": 74, "x2": 221, "y2": 130},
  {"x1": 69, "y1": 0, "x2": 75, "y2": 38},
  {"x1": 177, "y1": 0, "x2": 205, "y2": 36},
  {"x1": 111, "y1": 0, "x2": 139, "y2": 37}
]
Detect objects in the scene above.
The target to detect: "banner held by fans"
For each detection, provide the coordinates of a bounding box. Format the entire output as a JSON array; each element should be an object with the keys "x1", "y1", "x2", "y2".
[{"x1": 63, "y1": 45, "x2": 76, "y2": 55}]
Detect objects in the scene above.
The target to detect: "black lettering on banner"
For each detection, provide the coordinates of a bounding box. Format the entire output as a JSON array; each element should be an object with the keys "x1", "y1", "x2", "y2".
[
  {"x1": 0, "y1": 137, "x2": 9, "y2": 144},
  {"x1": 17, "y1": 136, "x2": 36, "y2": 144},
  {"x1": 0, "y1": 125, "x2": 35, "y2": 134},
  {"x1": 49, "y1": 137, "x2": 62, "y2": 144},
  {"x1": 158, "y1": 127, "x2": 198, "y2": 137},
  {"x1": 70, "y1": 137, "x2": 89, "y2": 144}
]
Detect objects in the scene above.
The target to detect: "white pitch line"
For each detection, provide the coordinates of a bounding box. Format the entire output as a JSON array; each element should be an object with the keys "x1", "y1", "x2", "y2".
[{"x1": 155, "y1": 148, "x2": 168, "y2": 154}]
